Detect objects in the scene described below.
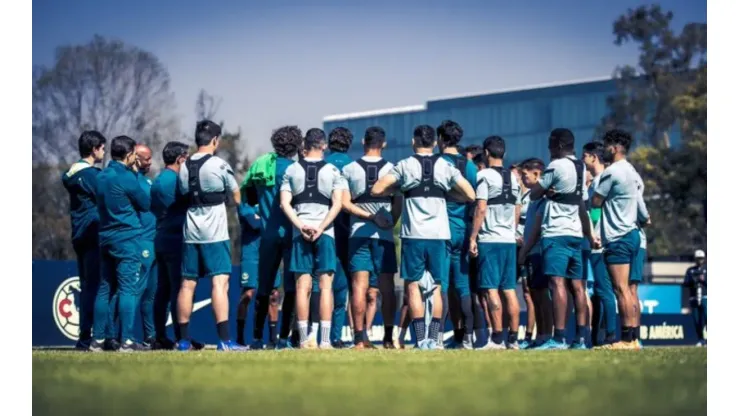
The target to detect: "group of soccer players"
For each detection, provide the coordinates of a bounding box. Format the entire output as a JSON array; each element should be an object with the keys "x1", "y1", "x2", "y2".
[{"x1": 64, "y1": 117, "x2": 650, "y2": 352}]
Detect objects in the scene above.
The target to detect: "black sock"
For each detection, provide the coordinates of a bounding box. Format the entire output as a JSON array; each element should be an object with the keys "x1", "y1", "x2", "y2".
[
  {"x1": 632, "y1": 327, "x2": 640, "y2": 342},
  {"x1": 216, "y1": 321, "x2": 230, "y2": 342},
  {"x1": 460, "y1": 295, "x2": 474, "y2": 335},
  {"x1": 454, "y1": 328, "x2": 464, "y2": 343},
  {"x1": 309, "y1": 292, "x2": 320, "y2": 324},
  {"x1": 254, "y1": 295, "x2": 269, "y2": 341},
  {"x1": 412, "y1": 319, "x2": 426, "y2": 344},
  {"x1": 354, "y1": 330, "x2": 364, "y2": 344},
  {"x1": 268, "y1": 321, "x2": 278, "y2": 344},
  {"x1": 491, "y1": 331, "x2": 504, "y2": 344},
  {"x1": 575, "y1": 325, "x2": 588, "y2": 340},
  {"x1": 179, "y1": 322, "x2": 190, "y2": 341},
  {"x1": 621, "y1": 326, "x2": 633, "y2": 342},
  {"x1": 507, "y1": 330, "x2": 518, "y2": 344},
  {"x1": 384, "y1": 325, "x2": 394, "y2": 343},
  {"x1": 525, "y1": 332, "x2": 533, "y2": 342},
  {"x1": 280, "y1": 292, "x2": 296, "y2": 339},
  {"x1": 553, "y1": 329, "x2": 566, "y2": 343},
  {"x1": 237, "y1": 319, "x2": 246, "y2": 344},
  {"x1": 429, "y1": 318, "x2": 441, "y2": 343}
]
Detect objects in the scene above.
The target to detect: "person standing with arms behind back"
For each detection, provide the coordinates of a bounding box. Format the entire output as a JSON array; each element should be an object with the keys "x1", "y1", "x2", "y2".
[
  {"x1": 62, "y1": 131, "x2": 106, "y2": 350},
  {"x1": 176, "y1": 120, "x2": 247, "y2": 352},
  {"x1": 684, "y1": 250, "x2": 707, "y2": 347}
]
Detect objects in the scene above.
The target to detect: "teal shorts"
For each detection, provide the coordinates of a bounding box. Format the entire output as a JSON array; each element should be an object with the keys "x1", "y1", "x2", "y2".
[
  {"x1": 258, "y1": 233, "x2": 293, "y2": 295},
  {"x1": 349, "y1": 238, "x2": 397, "y2": 288},
  {"x1": 447, "y1": 225, "x2": 471, "y2": 296},
  {"x1": 525, "y1": 253, "x2": 547, "y2": 289},
  {"x1": 240, "y1": 233, "x2": 260, "y2": 290},
  {"x1": 477, "y1": 242, "x2": 517, "y2": 290},
  {"x1": 290, "y1": 234, "x2": 336, "y2": 275},
  {"x1": 630, "y1": 247, "x2": 646, "y2": 283},
  {"x1": 541, "y1": 236, "x2": 584, "y2": 280},
  {"x1": 604, "y1": 229, "x2": 640, "y2": 266},
  {"x1": 182, "y1": 241, "x2": 232, "y2": 280},
  {"x1": 400, "y1": 239, "x2": 449, "y2": 285}
]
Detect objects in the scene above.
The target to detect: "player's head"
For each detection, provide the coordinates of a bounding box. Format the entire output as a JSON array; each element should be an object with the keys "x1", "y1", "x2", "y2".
[
  {"x1": 694, "y1": 249, "x2": 706, "y2": 266},
  {"x1": 582, "y1": 141, "x2": 606, "y2": 173},
  {"x1": 304, "y1": 128, "x2": 327, "y2": 152},
  {"x1": 78, "y1": 130, "x2": 107, "y2": 162},
  {"x1": 195, "y1": 120, "x2": 222, "y2": 149},
  {"x1": 465, "y1": 144, "x2": 482, "y2": 161},
  {"x1": 509, "y1": 163, "x2": 521, "y2": 179},
  {"x1": 602, "y1": 129, "x2": 632, "y2": 163},
  {"x1": 271, "y1": 125, "x2": 303, "y2": 158},
  {"x1": 110, "y1": 135, "x2": 137, "y2": 167},
  {"x1": 548, "y1": 128, "x2": 575, "y2": 159},
  {"x1": 162, "y1": 141, "x2": 189, "y2": 169},
  {"x1": 519, "y1": 157, "x2": 545, "y2": 188},
  {"x1": 483, "y1": 135, "x2": 506, "y2": 161},
  {"x1": 436, "y1": 120, "x2": 464, "y2": 150},
  {"x1": 412, "y1": 125, "x2": 436, "y2": 149},
  {"x1": 363, "y1": 126, "x2": 386, "y2": 151},
  {"x1": 473, "y1": 153, "x2": 487, "y2": 171},
  {"x1": 328, "y1": 127, "x2": 353, "y2": 153},
  {"x1": 135, "y1": 144, "x2": 153, "y2": 174}
]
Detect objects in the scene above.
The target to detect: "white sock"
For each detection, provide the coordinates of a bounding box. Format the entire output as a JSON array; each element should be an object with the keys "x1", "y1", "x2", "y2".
[
  {"x1": 438, "y1": 331, "x2": 444, "y2": 344},
  {"x1": 311, "y1": 322, "x2": 319, "y2": 336},
  {"x1": 320, "y1": 321, "x2": 331, "y2": 345},
  {"x1": 298, "y1": 321, "x2": 309, "y2": 344}
]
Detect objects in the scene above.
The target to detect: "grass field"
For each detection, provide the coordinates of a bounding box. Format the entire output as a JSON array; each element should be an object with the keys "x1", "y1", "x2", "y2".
[{"x1": 33, "y1": 348, "x2": 706, "y2": 416}]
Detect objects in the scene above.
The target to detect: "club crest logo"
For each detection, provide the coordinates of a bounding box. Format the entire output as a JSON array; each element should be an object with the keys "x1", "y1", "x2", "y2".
[
  {"x1": 142, "y1": 249, "x2": 150, "y2": 258},
  {"x1": 53, "y1": 277, "x2": 81, "y2": 341}
]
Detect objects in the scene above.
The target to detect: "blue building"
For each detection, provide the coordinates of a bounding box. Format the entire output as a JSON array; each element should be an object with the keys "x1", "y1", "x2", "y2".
[{"x1": 323, "y1": 77, "x2": 616, "y2": 164}]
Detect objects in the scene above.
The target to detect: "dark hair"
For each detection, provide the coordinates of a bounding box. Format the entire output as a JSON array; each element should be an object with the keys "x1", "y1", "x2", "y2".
[
  {"x1": 328, "y1": 127, "x2": 353, "y2": 153},
  {"x1": 520, "y1": 157, "x2": 545, "y2": 172},
  {"x1": 509, "y1": 163, "x2": 520, "y2": 171},
  {"x1": 78, "y1": 130, "x2": 107, "y2": 158},
  {"x1": 162, "y1": 141, "x2": 189, "y2": 165},
  {"x1": 465, "y1": 145, "x2": 482, "y2": 158},
  {"x1": 195, "y1": 120, "x2": 222, "y2": 147},
  {"x1": 271, "y1": 126, "x2": 303, "y2": 158},
  {"x1": 582, "y1": 141, "x2": 606, "y2": 163},
  {"x1": 602, "y1": 129, "x2": 633, "y2": 153},
  {"x1": 436, "y1": 120, "x2": 464, "y2": 147},
  {"x1": 110, "y1": 136, "x2": 136, "y2": 161},
  {"x1": 363, "y1": 126, "x2": 386, "y2": 149},
  {"x1": 483, "y1": 135, "x2": 506, "y2": 159},
  {"x1": 548, "y1": 128, "x2": 575, "y2": 152},
  {"x1": 304, "y1": 128, "x2": 326, "y2": 151},
  {"x1": 473, "y1": 153, "x2": 486, "y2": 167},
  {"x1": 413, "y1": 125, "x2": 436, "y2": 148}
]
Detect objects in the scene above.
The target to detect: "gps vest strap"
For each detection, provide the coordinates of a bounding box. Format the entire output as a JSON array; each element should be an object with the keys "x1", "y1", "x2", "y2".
[
  {"x1": 186, "y1": 155, "x2": 227, "y2": 208},
  {"x1": 487, "y1": 167, "x2": 516, "y2": 205},
  {"x1": 353, "y1": 158, "x2": 392, "y2": 204},
  {"x1": 445, "y1": 155, "x2": 468, "y2": 202},
  {"x1": 404, "y1": 154, "x2": 445, "y2": 199},
  {"x1": 292, "y1": 159, "x2": 331, "y2": 206},
  {"x1": 549, "y1": 158, "x2": 585, "y2": 205}
]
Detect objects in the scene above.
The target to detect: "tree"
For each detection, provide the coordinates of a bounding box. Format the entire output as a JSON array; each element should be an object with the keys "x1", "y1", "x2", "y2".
[{"x1": 602, "y1": 5, "x2": 707, "y2": 256}]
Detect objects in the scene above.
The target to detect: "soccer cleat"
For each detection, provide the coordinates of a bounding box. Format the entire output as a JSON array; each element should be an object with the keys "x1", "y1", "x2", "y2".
[
  {"x1": 75, "y1": 338, "x2": 91, "y2": 351},
  {"x1": 383, "y1": 341, "x2": 396, "y2": 349},
  {"x1": 518, "y1": 340, "x2": 530, "y2": 350},
  {"x1": 88, "y1": 339, "x2": 105, "y2": 353},
  {"x1": 594, "y1": 341, "x2": 637, "y2": 350},
  {"x1": 104, "y1": 339, "x2": 121, "y2": 351},
  {"x1": 506, "y1": 341, "x2": 520, "y2": 350},
  {"x1": 175, "y1": 340, "x2": 193, "y2": 351},
  {"x1": 569, "y1": 339, "x2": 588, "y2": 350},
  {"x1": 319, "y1": 342, "x2": 334, "y2": 350},
  {"x1": 264, "y1": 342, "x2": 278, "y2": 350},
  {"x1": 427, "y1": 340, "x2": 440, "y2": 350},
  {"x1": 476, "y1": 341, "x2": 506, "y2": 351},
  {"x1": 416, "y1": 339, "x2": 431, "y2": 350},
  {"x1": 153, "y1": 337, "x2": 175, "y2": 350},
  {"x1": 119, "y1": 340, "x2": 149, "y2": 352},
  {"x1": 217, "y1": 340, "x2": 249, "y2": 351},
  {"x1": 633, "y1": 340, "x2": 643, "y2": 350},
  {"x1": 461, "y1": 340, "x2": 474, "y2": 350},
  {"x1": 362, "y1": 340, "x2": 377, "y2": 350},
  {"x1": 142, "y1": 337, "x2": 156, "y2": 350},
  {"x1": 191, "y1": 339, "x2": 205, "y2": 350},
  {"x1": 532, "y1": 339, "x2": 568, "y2": 350},
  {"x1": 353, "y1": 342, "x2": 365, "y2": 350},
  {"x1": 300, "y1": 340, "x2": 318, "y2": 350},
  {"x1": 276, "y1": 339, "x2": 294, "y2": 350},
  {"x1": 250, "y1": 340, "x2": 265, "y2": 350}
]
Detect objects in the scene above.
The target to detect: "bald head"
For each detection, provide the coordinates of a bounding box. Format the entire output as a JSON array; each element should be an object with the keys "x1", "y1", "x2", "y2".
[{"x1": 135, "y1": 144, "x2": 153, "y2": 174}]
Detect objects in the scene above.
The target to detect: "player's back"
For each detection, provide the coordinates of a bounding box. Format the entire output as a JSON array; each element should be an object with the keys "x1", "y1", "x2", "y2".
[
  {"x1": 255, "y1": 156, "x2": 294, "y2": 240},
  {"x1": 596, "y1": 159, "x2": 641, "y2": 243},
  {"x1": 476, "y1": 167, "x2": 520, "y2": 243},
  {"x1": 540, "y1": 155, "x2": 588, "y2": 239},
  {"x1": 441, "y1": 153, "x2": 477, "y2": 232}
]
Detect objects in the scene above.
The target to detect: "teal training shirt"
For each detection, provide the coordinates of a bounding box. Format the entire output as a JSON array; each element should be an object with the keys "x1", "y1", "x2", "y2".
[
  {"x1": 254, "y1": 155, "x2": 295, "y2": 240},
  {"x1": 441, "y1": 153, "x2": 477, "y2": 233},
  {"x1": 61, "y1": 160, "x2": 101, "y2": 246},
  {"x1": 325, "y1": 151, "x2": 353, "y2": 239},
  {"x1": 138, "y1": 173, "x2": 156, "y2": 242},
  {"x1": 96, "y1": 160, "x2": 151, "y2": 247},
  {"x1": 151, "y1": 168, "x2": 187, "y2": 253}
]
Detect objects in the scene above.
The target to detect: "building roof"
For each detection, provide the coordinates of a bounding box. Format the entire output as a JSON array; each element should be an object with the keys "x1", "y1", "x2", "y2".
[{"x1": 322, "y1": 75, "x2": 612, "y2": 123}]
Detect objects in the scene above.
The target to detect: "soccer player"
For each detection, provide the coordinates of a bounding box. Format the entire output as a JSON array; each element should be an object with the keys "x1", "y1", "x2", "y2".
[
  {"x1": 517, "y1": 158, "x2": 553, "y2": 348},
  {"x1": 151, "y1": 141, "x2": 205, "y2": 350},
  {"x1": 280, "y1": 128, "x2": 347, "y2": 349},
  {"x1": 512, "y1": 163, "x2": 536, "y2": 348},
  {"x1": 241, "y1": 127, "x2": 303, "y2": 349},
  {"x1": 437, "y1": 120, "x2": 478, "y2": 349},
  {"x1": 372, "y1": 125, "x2": 475, "y2": 350},
  {"x1": 629, "y1": 163, "x2": 648, "y2": 347},
  {"x1": 235, "y1": 201, "x2": 263, "y2": 347},
  {"x1": 469, "y1": 136, "x2": 522, "y2": 350},
  {"x1": 582, "y1": 141, "x2": 617, "y2": 346},
  {"x1": 93, "y1": 135, "x2": 150, "y2": 352},
  {"x1": 62, "y1": 131, "x2": 106, "y2": 350},
  {"x1": 176, "y1": 120, "x2": 246, "y2": 351},
  {"x1": 529, "y1": 128, "x2": 597, "y2": 350},
  {"x1": 134, "y1": 144, "x2": 158, "y2": 348},
  {"x1": 342, "y1": 126, "x2": 400, "y2": 349},
  {"x1": 591, "y1": 129, "x2": 650, "y2": 350},
  {"x1": 683, "y1": 250, "x2": 707, "y2": 346}
]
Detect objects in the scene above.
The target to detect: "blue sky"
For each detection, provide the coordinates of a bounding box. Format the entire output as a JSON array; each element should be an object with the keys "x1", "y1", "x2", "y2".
[{"x1": 33, "y1": 0, "x2": 706, "y2": 154}]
